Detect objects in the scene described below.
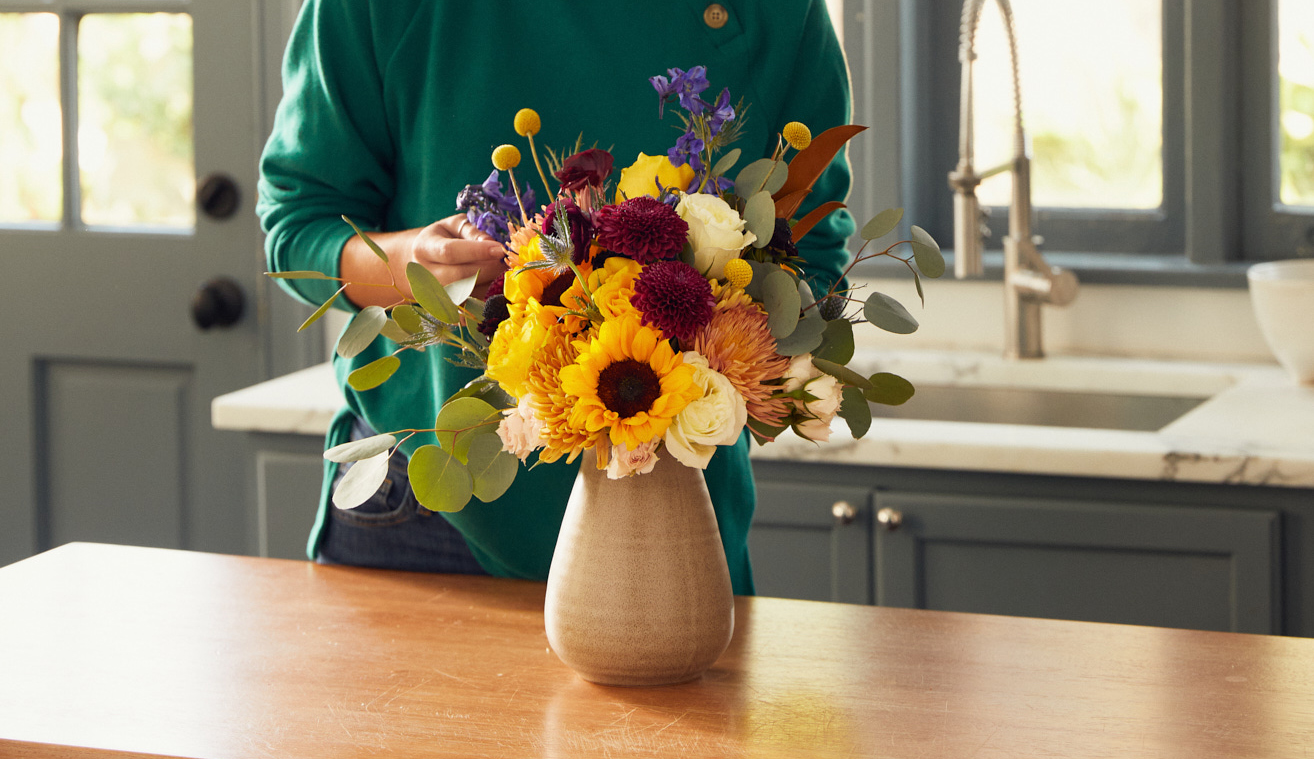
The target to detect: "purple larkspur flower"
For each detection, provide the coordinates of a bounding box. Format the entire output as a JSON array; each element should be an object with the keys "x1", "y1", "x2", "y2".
[
  {"x1": 667, "y1": 130, "x2": 705, "y2": 170},
  {"x1": 707, "y1": 88, "x2": 735, "y2": 136},
  {"x1": 674, "y1": 65, "x2": 710, "y2": 114}
]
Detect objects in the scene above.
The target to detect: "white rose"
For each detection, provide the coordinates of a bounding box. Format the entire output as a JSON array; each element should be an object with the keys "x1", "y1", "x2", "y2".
[
  {"x1": 803, "y1": 374, "x2": 843, "y2": 423},
  {"x1": 675, "y1": 193, "x2": 757, "y2": 279},
  {"x1": 497, "y1": 394, "x2": 546, "y2": 462},
  {"x1": 794, "y1": 417, "x2": 833, "y2": 443},
  {"x1": 664, "y1": 352, "x2": 748, "y2": 469},
  {"x1": 782, "y1": 353, "x2": 822, "y2": 392},
  {"x1": 605, "y1": 440, "x2": 661, "y2": 479}
]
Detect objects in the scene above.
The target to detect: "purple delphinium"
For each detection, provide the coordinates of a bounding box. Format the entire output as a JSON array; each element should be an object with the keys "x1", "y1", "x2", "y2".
[
  {"x1": 650, "y1": 67, "x2": 739, "y2": 196},
  {"x1": 707, "y1": 88, "x2": 735, "y2": 137},
  {"x1": 455, "y1": 170, "x2": 537, "y2": 242},
  {"x1": 650, "y1": 66, "x2": 710, "y2": 118},
  {"x1": 667, "y1": 131, "x2": 705, "y2": 172}
]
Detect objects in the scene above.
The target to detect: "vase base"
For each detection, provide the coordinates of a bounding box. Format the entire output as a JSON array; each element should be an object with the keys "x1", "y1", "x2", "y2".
[{"x1": 574, "y1": 669, "x2": 707, "y2": 687}]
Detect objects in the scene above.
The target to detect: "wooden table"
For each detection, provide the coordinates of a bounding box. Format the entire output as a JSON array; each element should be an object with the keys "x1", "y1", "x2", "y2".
[{"x1": 2, "y1": 544, "x2": 1312, "y2": 758}]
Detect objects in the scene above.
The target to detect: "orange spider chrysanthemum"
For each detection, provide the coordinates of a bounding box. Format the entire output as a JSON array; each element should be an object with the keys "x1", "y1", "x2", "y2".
[
  {"x1": 559, "y1": 314, "x2": 700, "y2": 450},
  {"x1": 691, "y1": 301, "x2": 792, "y2": 428},
  {"x1": 525, "y1": 320, "x2": 596, "y2": 463}
]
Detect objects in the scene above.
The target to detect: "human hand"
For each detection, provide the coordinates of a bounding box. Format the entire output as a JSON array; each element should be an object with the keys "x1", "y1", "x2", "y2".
[{"x1": 399, "y1": 214, "x2": 508, "y2": 295}]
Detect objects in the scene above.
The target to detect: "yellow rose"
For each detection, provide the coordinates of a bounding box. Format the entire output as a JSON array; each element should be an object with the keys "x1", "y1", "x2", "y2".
[
  {"x1": 485, "y1": 302, "x2": 546, "y2": 400},
  {"x1": 615, "y1": 153, "x2": 696, "y2": 203}
]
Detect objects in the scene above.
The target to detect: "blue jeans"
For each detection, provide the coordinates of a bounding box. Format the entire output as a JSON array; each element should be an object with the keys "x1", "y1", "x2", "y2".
[{"x1": 318, "y1": 416, "x2": 489, "y2": 575}]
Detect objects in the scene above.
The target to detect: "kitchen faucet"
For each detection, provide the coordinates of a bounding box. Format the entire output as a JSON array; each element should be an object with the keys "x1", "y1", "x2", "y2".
[{"x1": 947, "y1": 0, "x2": 1078, "y2": 359}]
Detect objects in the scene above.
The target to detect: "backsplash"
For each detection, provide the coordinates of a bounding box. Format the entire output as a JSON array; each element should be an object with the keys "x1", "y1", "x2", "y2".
[{"x1": 852, "y1": 278, "x2": 1277, "y2": 365}]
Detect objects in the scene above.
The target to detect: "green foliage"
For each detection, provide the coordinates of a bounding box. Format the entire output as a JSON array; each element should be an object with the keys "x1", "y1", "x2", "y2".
[
  {"x1": 267, "y1": 271, "x2": 331, "y2": 280},
  {"x1": 811, "y1": 357, "x2": 874, "y2": 395},
  {"x1": 863, "y1": 292, "x2": 919, "y2": 335},
  {"x1": 866, "y1": 372, "x2": 915, "y2": 406},
  {"x1": 331, "y1": 452, "x2": 389, "y2": 510},
  {"x1": 813, "y1": 318, "x2": 855, "y2": 364},
  {"x1": 342, "y1": 216, "x2": 388, "y2": 263},
  {"x1": 774, "y1": 311, "x2": 826, "y2": 356},
  {"x1": 743, "y1": 191, "x2": 776, "y2": 248},
  {"x1": 407, "y1": 262, "x2": 460, "y2": 323},
  {"x1": 336, "y1": 305, "x2": 386, "y2": 359},
  {"x1": 735, "y1": 158, "x2": 788, "y2": 198},
  {"x1": 434, "y1": 397, "x2": 501, "y2": 462},
  {"x1": 839, "y1": 386, "x2": 872, "y2": 438},
  {"x1": 763, "y1": 269, "x2": 801, "y2": 339},
  {"x1": 860, "y1": 207, "x2": 903, "y2": 241},
  {"x1": 466, "y1": 435, "x2": 518, "y2": 503},
  {"x1": 347, "y1": 355, "x2": 400, "y2": 391},
  {"x1": 298, "y1": 286, "x2": 346, "y2": 332},
  {"x1": 324, "y1": 433, "x2": 396, "y2": 464},
  {"x1": 910, "y1": 226, "x2": 945, "y2": 278},
  {"x1": 409, "y1": 445, "x2": 473, "y2": 512}
]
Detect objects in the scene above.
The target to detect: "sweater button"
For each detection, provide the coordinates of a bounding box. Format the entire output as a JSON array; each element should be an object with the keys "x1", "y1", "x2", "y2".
[{"x1": 704, "y1": 3, "x2": 729, "y2": 29}]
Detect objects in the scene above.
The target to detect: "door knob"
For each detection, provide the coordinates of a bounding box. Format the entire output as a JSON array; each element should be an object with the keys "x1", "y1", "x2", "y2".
[
  {"x1": 197, "y1": 173, "x2": 240, "y2": 219},
  {"x1": 192, "y1": 277, "x2": 245, "y2": 330},
  {"x1": 876, "y1": 507, "x2": 903, "y2": 531},
  {"x1": 832, "y1": 500, "x2": 857, "y2": 526}
]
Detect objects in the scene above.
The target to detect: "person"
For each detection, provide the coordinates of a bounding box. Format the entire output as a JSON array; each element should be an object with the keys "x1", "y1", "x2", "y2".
[{"x1": 257, "y1": 0, "x2": 856, "y2": 595}]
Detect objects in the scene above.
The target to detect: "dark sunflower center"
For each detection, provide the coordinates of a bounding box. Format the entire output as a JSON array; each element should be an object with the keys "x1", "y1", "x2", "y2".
[
  {"x1": 540, "y1": 271, "x2": 575, "y2": 308},
  {"x1": 596, "y1": 359, "x2": 663, "y2": 419}
]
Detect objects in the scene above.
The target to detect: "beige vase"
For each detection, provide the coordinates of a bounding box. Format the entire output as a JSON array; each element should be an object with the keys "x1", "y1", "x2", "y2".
[{"x1": 544, "y1": 448, "x2": 735, "y2": 686}]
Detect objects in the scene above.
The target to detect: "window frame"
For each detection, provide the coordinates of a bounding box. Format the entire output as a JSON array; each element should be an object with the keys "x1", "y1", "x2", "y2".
[{"x1": 842, "y1": 0, "x2": 1314, "y2": 287}]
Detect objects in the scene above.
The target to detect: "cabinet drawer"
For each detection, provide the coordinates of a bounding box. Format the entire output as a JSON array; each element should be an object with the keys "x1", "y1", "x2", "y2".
[
  {"x1": 875, "y1": 491, "x2": 1280, "y2": 634},
  {"x1": 750, "y1": 481, "x2": 873, "y2": 604}
]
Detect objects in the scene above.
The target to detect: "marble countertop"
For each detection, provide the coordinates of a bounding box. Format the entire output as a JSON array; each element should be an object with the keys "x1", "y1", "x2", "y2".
[{"x1": 212, "y1": 351, "x2": 1314, "y2": 488}]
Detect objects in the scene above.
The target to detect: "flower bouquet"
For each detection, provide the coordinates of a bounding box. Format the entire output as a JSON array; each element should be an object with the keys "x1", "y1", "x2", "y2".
[{"x1": 272, "y1": 64, "x2": 944, "y2": 515}]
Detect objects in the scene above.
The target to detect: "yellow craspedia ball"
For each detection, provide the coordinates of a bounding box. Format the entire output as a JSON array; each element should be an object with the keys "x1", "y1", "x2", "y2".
[
  {"x1": 514, "y1": 108, "x2": 541, "y2": 137},
  {"x1": 782, "y1": 121, "x2": 812, "y2": 150},
  {"x1": 492, "y1": 144, "x2": 521, "y2": 171},
  {"x1": 723, "y1": 258, "x2": 753, "y2": 289}
]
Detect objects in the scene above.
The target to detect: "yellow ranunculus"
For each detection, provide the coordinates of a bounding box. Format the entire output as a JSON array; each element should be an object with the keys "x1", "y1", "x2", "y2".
[
  {"x1": 614, "y1": 153, "x2": 696, "y2": 203},
  {"x1": 485, "y1": 301, "x2": 546, "y2": 400}
]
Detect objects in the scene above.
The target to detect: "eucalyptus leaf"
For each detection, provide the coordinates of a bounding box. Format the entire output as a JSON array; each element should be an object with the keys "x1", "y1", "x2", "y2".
[
  {"x1": 347, "y1": 355, "x2": 401, "y2": 391},
  {"x1": 466, "y1": 324, "x2": 489, "y2": 350},
  {"x1": 391, "y1": 304, "x2": 422, "y2": 334},
  {"x1": 863, "y1": 292, "x2": 919, "y2": 334},
  {"x1": 465, "y1": 297, "x2": 486, "y2": 323},
  {"x1": 336, "y1": 305, "x2": 387, "y2": 359},
  {"x1": 409, "y1": 444, "x2": 473, "y2": 512},
  {"x1": 324, "y1": 433, "x2": 397, "y2": 463},
  {"x1": 910, "y1": 225, "x2": 945, "y2": 278},
  {"x1": 747, "y1": 417, "x2": 788, "y2": 445},
  {"x1": 744, "y1": 191, "x2": 776, "y2": 249},
  {"x1": 734, "y1": 158, "x2": 788, "y2": 199},
  {"x1": 860, "y1": 207, "x2": 904, "y2": 241},
  {"x1": 407, "y1": 262, "x2": 460, "y2": 323},
  {"x1": 840, "y1": 386, "x2": 872, "y2": 438},
  {"x1": 813, "y1": 318, "x2": 855, "y2": 364},
  {"x1": 811, "y1": 357, "x2": 875, "y2": 394},
  {"x1": 297, "y1": 287, "x2": 344, "y2": 333},
  {"x1": 866, "y1": 372, "x2": 916, "y2": 406},
  {"x1": 445, "y1": 378, "x2": 515, "y2": 409},
  {"x1": 742, "y1": 260, "x2": 777, "y2": 301},
  {"x1": 797, "y1": 277, "x2": 816, "y2": 310},
  {"x1": 331, "y1": 451, "x2": 389, "y2": 510},
  {"x1": 774, "y1": 311, "x2": 827, "y2": 356},
  {"x1": 342, "y1": 215, "x2": 389, "y2": 263},
  {"x1": 267, "y1": 270, "x2": 332, "y2": 280},
  {"x1": 914, "y1": 272, "x2": 926, "y2": 307},
  {"x1": 445, "y1": 272, "x2": 479, "y2": 308},
  {"x1": 763, "y1": 269, "x2": 802, "y2": 339},
  {"x1": 711, "y1": 148, "x2": 742, "y2": 178},
  {"x1": 434, "y1": 397, "x2": 501, "y2": 459},
  {"x1": 466, "y1": 434, "x2": 518, "y2": 503},
  {"x1": 379, "y1": 319, "x2": 411, "y2": 344}
]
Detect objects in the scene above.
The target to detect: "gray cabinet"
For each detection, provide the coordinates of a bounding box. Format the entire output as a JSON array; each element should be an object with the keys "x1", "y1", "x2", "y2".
[
  {"x1": 873, "y1": 491, "x2": 1280, "y2": 634},
  {"x1": 748, "y1": 480, "x2": 872, "y2": 604}
]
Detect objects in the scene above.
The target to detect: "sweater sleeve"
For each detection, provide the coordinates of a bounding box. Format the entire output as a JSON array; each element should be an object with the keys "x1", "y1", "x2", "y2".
[
  {"x1": 256, "y1": 0, "x2": 400, "y2": 309},
  {"x1": 779, "y1": 0, "x2": 857, "y2": 301}
]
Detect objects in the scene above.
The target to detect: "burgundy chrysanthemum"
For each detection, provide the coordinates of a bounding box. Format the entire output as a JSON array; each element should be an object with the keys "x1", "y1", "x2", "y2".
[
  {"x1": 630, "y1": 260, "x2": 715, "y2": 342},
  {"x1": 484, "y1": 273, "x2": 505, "y2": 300},
  {"x1": 595, "y1": 196, "x2": 688, "y2": 265}
]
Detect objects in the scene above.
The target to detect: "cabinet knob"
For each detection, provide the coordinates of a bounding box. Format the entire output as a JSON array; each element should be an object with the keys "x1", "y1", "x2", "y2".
[
  {"x1": 877, "y1": 507, "x2": 903, "y2": 531},
  {"x1": 831, "y1": 500, "x2": 857, "y2": 526}
]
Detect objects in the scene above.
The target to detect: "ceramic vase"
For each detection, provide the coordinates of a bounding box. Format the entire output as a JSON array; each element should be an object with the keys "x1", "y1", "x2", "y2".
[{"x1": 544, "y1": 448, "x2": 735, "y2": 686}]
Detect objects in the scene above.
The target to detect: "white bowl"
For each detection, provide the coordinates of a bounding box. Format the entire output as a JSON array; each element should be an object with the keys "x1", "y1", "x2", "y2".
[{"x1": 1248, "y1": 259, "x2": 1314, "y2": 384}]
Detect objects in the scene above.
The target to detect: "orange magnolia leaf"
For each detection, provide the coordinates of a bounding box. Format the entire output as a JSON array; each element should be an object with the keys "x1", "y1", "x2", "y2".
[
  {"x1": 791, "y1": 201, "x2": 847, "y2": 244},
  {"x1": 773, "y1": 124, "x2": 868, "y2": 219},
  {"x1": 773, "y1": 189, "x2": 810, "y2": 219}
]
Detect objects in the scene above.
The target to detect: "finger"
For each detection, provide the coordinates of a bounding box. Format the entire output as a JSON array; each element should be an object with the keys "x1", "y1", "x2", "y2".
[
  {"x1": 421, "y1": 261, "x2": 499, "y2": 288},
  {"x1": 415, "y1": 237, "x2": 506, "y2": 266}
]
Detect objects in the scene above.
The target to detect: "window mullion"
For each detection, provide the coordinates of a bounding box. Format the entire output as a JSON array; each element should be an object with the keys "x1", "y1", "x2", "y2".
[
  {"x1": 1184, "y1": 0, "x2": 1241, "y2": 265},
  {"x1": 58, "y1": 11, "x2": 82, "y2": 231}
]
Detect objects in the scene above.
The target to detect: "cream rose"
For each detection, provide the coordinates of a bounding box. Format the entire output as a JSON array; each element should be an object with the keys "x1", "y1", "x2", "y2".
[
  {"x1": 497, "y1": 394, "x2": 546, "y2": 462},
  {"x1": 803, "y1": 374, "x2": 843, "y2": 423},
  {"x1": 605, "y1": 440, "x2": 660, "y2": 479},
  {"x1": 664, "y1": 352, "x2": 748, "y2": 469},
  {"x1": 782, "y1": 353, "x2": 822, "y2": 392},
  {"x1": 675, "y1": 193, "x2": 757, "y2": 280},
  {"x1": 794, "y1": 417, "x2": 833, "y2": 443}
]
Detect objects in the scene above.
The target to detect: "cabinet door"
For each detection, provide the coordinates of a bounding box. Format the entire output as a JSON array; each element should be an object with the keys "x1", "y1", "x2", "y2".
[
  {"x1": 875, "y1": 491, "x2": 1280, "y2": 634},
  {"x1": 749, "y1": 481, "x2": 873, "y2": 604}
]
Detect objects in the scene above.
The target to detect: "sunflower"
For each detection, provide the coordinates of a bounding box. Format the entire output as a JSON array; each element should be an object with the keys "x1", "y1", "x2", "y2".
[{"x1": 560, "y1": 314, "x2": 701, "y2": 449}]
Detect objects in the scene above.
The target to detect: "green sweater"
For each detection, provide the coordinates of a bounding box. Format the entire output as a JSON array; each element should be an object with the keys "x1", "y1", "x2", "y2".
[{"x1": 258, "y1": 0, "x2": 855, "y2": 595}]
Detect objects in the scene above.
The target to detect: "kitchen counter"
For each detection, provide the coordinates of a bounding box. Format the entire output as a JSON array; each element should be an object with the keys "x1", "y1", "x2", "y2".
[
  {"x1": 212, "y1": 350, "x2": 1314, "y2": 488},
  {"x1": 4, "y1": 542, "x2": 1314, "y2": 758}
]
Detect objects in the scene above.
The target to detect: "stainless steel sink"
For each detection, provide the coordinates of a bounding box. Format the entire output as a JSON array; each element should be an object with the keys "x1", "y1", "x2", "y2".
[{"x1": 869, "y1": 384, "x2": 1207, "y2": 431}]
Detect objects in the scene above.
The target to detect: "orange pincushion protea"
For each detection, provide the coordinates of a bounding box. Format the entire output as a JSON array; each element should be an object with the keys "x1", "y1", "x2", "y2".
[
  {"x1": 691, "y1": 300, "x2": 791, "y2": 428},
  {"x1": 559, "y1": 314, "x2": 700, "y2": 450}
]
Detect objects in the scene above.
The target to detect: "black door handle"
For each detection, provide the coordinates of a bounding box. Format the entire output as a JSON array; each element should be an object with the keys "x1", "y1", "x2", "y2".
[{"x1": 191, "y1": 277, "x2": 245, "y2": 330}]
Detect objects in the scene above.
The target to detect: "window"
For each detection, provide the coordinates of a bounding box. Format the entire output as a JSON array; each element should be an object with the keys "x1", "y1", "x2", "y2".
[{"x1": 841, "y1": 0, "x2": 1314, "y2": 275}]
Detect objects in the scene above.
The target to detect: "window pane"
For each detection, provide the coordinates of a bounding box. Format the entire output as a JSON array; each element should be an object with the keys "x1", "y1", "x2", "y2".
[
  {"x1": 1280, "y1": 0, "x2": 1314, "y2": 207},
  {"x1": 0, "y1": 13, "x2": 62, "y2": 224},
  {"x1": 78, "y1": 13, "x2": 194, "y2": 229},
  {"x1": 971, "y1": 0, "x2": 1163, "y2": 210}
]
